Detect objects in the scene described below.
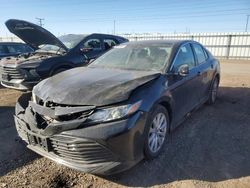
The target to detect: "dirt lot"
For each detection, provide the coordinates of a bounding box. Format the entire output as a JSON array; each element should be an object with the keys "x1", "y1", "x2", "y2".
[{"x1": 0, "y1": 60, "x2": 250, "y2": 188}]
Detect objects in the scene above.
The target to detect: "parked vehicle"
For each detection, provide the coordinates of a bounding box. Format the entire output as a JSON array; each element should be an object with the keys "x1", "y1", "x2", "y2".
[
  {"x1": 0, "y1": 42, "x2": 33, "y2": 59},
  {"x1": 0, "y1": 19, "x2": 128, "y2": 90},
  {"x1": 15, "y1": 40, "x2": 220, "y2": 175}
]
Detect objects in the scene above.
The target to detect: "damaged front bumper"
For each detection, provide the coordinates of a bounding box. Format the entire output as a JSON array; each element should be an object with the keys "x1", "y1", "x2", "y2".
[{"x1": 15, "y1": 93, "x2": 148, "y2": 175}]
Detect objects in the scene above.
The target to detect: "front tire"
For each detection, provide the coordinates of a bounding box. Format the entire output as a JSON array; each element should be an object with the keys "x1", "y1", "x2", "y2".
[{"x1": 144, "y1": 105, "x2": 169, "y2": 159}]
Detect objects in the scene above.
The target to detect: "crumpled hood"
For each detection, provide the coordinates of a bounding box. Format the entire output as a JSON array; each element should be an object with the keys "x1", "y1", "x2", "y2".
[
  {"x1": 5, "y1": 19, "x2": 67, "y2": 51},
  {"x1": 33, "y1": 67, "x2": 161, "y2": 106}
]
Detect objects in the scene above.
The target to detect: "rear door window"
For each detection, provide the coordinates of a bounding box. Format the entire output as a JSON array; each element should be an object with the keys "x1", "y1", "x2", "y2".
[
  {"x1": 103, "y1": 39, "x2": 118, "y2": 50},
  {"x1": 192, "y1": 43, "x2": 207, "y2": 64}
]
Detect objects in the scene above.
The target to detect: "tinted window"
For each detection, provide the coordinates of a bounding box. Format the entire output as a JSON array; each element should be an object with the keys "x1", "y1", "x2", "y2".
[
  {"x1": 84, "y1": 39, "x2": 101, "y2": 49},
  {"x1": 192, "y1": 43, "x2": 206, "y2": 64},
  {"x1": 6, "y1": 45, "x2": 17, "y2": 53},
  {"x1": 173, "y1": 44, "x2": 195, "y2": 71},
  {"x1": 7, "y1": 44, "x2": 31, "y2": 54},
  {"x1": 0, "y1": 45, "x2": 7, "y2": 55},
  {"x1": 104, "y1": 39, "x2": 118, "y2": 50}
]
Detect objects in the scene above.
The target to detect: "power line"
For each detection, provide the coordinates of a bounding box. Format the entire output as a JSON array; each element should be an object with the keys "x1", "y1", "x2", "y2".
[
  {"x1": 43, "y1": 7, "x2": 249, "y2": 23},
  {"x1": 36, "y1": 17, "x2": 44, "y2": 26},
  {"x1": 43, "y1": 7, "x2": 250, "y2": 19},
  {"x1": 46, "y1": 12, "x2": 247, "y2": 23}
]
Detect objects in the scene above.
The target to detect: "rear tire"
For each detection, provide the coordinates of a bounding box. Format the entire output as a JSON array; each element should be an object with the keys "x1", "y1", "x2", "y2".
[
  {"x1": 207, "y1": 77, "x2": 219, "y2": 105},
  {"x1": 144, "y1": 104, "x2": 169, "y2": 160}
]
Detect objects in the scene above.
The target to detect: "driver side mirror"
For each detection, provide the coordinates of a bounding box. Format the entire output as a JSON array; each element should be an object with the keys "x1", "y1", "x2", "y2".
[{"x1": 178, "y1": 64, "x2": 189, "y2": 77}]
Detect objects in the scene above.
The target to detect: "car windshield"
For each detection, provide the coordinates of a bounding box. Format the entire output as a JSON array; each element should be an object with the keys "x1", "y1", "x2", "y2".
[
  {"x1": 59, "y1": 34, "x2": 87, "y2": 49},
  {"x1": 89, "y1": 43, "x2": 173, "y2": 71},
  {"x1": 37, "y1": 44, "x2": 65, "y2": 53},
  {"x1": 36, "y1": 34, "x2": 86, "y2": 53}
]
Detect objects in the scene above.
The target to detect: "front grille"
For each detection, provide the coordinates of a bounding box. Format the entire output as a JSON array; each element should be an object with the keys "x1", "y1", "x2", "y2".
[
  {"x1": 34, "y1": 108, "x2": 93, "y2": 124},
  {"x1": 33, "y1": 99, "x2": 94, "y2": 122},
  {"x1": 0, "y1": 66, "x2": 24, "y2": 80},
  {"x1": 50, "y1": 135, "x2": 116, "y2": 164}
]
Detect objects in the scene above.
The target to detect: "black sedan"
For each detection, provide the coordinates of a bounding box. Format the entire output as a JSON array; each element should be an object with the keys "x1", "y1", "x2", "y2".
[
  {"x1": 15, "y1": 40, "x2": 220, "y2": 175},
  {"x1": 0, "y1": 19, "x2": 128, "y2": 90}
]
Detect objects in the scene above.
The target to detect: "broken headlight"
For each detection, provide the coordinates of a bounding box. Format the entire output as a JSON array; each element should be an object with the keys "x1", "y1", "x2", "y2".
[{"x1": 88, "y1": 100, "x2": 142, "y2": 122}]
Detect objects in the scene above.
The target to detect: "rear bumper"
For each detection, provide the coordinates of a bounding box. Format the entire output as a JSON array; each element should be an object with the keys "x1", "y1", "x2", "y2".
[{"x1": 15, "y1": 93, "x2": 148, "y2": 175}]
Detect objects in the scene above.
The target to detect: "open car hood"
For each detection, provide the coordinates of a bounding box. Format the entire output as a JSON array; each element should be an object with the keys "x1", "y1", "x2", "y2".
[
  {"x1": 5, "y1": 19, "x2": 68, "y2": 51},
  {"x1": 33, "y1": 67, "x2": 161, "y2": 106}
]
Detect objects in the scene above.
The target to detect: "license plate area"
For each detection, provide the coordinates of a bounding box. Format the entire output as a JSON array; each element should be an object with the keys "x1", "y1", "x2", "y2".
[{"x1": 27, "y1": 134, "x2": 51, "y2": 152}]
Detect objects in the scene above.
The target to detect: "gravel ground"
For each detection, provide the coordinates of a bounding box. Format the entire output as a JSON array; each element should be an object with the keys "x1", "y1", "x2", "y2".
[{"x1": 0, "y1": 60, "x2": 250, "y2": 188}]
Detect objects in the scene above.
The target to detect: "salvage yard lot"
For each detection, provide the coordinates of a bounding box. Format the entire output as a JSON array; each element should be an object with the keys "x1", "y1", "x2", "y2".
[{"x1": 0, "y1": 60, "x2": 250, "y2": 188}]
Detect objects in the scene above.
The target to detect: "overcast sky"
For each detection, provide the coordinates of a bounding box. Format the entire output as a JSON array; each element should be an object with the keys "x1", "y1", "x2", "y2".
[{"x1": 0, "y1": 0, "x2": 250, "y2": 36}]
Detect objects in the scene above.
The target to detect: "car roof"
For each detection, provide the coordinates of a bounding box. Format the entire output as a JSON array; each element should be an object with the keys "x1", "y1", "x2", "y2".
[
  {"x1": 122, "y1": 40, "x2": 194, "y2": 46},
  {"x1": 60, "y1": 33, "x2": 128, "y2": 43},
  {"x1": 88, "y1": 33, "x2": 128, "y2": 40}
]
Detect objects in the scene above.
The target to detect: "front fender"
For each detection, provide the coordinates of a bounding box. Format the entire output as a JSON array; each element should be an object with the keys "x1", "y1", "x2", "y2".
[{"x1": 130, "y1": 76, "x2": 173, "y2": 113}]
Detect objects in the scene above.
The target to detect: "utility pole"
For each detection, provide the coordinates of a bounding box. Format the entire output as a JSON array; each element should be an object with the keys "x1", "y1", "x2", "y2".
[
  {"x1": 36, "y1": 17, "x2": 44, "y2": 27},
  {"x1": 113, "y1": 20, "x2": 116, "y2": 34},
  {"x1": 245, "y1": 15, "x2": 250, "y2": 32}
]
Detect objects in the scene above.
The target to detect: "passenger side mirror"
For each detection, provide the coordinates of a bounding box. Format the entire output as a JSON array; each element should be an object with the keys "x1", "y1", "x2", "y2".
[{"x1": 178, "y1": 64, "x2": 189, "y2": 77}]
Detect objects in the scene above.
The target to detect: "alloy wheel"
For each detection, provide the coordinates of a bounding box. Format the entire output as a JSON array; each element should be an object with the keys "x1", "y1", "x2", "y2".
[{"x1": 148, "y1": 112, "x2": 167, "y2": 153}]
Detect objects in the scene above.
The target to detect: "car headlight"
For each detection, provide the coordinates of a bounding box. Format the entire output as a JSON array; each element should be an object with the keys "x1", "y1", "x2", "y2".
[
  {"x1": 20, "y1": 67, "x2": 40, "y2": 80},
  {"x1": 88, "y1": 100, "x2": 142, "y2": 122}
]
